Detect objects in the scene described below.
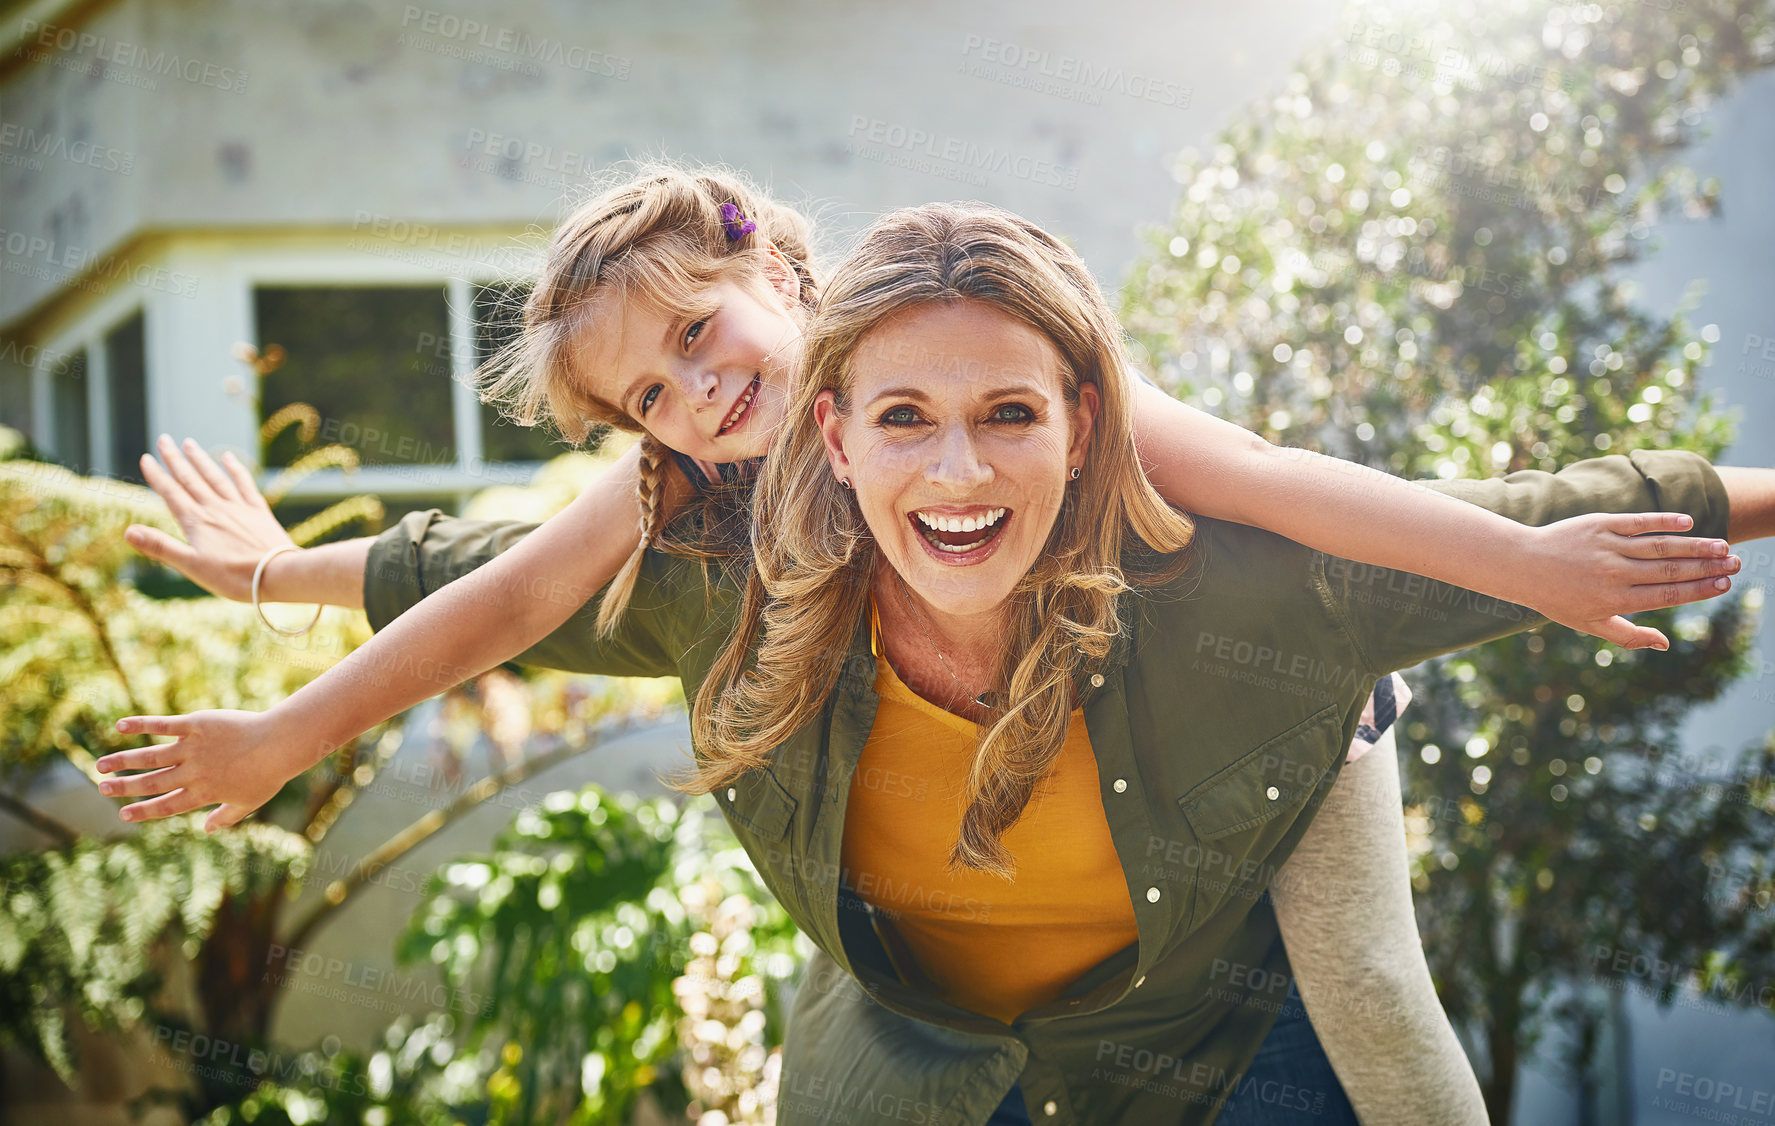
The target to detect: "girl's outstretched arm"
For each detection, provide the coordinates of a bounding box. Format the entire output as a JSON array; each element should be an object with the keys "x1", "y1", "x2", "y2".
[
  {"x1": 1270, "y1": 728, "x2": 1489, "y2": 1126},
  {"x1": 1131, "y1": 382, "x2": 1741, "y2": 650},
  {"x1": 96, "y1": 443, "x2": 673, "y2": 831}
]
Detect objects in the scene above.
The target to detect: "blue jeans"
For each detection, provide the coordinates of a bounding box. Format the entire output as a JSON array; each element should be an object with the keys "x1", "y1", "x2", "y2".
[{"x1": 987, "y1": 982, "x2": 1358, "y2": 1124}]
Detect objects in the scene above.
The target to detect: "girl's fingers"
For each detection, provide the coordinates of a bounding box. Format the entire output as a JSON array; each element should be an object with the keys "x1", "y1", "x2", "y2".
[
  {"x1": 204, "y1": 804, "x2": 252, "y2": 834},
  {"x1": 156, "y1": 434, "x2": 221, "y2": 505},
  {"x1": 119, "y1": 789, "x2": 201, "y2": 824},
  {"x1": 96, "y1": 741, "x2": 182, "y2": 773},
  {"x1": 1616, "y1": 533, "x2": 1731, "y2": 560},
  {"x1": 219, "y1": 451, "x2": 271, "y2": 510},
  {"x1": 182, "y1": 439, "x2": 242, "y2": 502},
  {"x1": 98, "y1": 765, "x2": 184, "y2": 798},
  {"x1": 115, "y1": 714, "x2": 194, "y2": 738},
  {"x1": 1626, "y1": 556, "x2": 1740, "y2": 585},
  {"x1": 1587, "y1": 616, "x2": 1671, "y2": 652},
  {"x1": 1609, "y1": 511, "x2": 1696, "y2": 537},
  {"x1": 1625, "y1": 575, "x2": 1733, "y2": 615}
]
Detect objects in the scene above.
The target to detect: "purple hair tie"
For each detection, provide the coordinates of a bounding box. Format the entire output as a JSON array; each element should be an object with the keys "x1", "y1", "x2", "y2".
[{"x1": 720, "y1": 202, "x2": 757, "y2": 241}]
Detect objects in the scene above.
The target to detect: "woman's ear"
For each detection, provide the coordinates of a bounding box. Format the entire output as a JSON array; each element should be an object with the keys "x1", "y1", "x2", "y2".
[
  {"x1": 1068, "y1": 380, "x2": 1100, "y2": 468},
  {"x1": 813, "y1": 389, "x2": 853, "y2": 485}
]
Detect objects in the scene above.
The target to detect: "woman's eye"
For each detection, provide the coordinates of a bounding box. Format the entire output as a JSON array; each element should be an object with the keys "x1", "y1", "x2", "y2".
[
  {"x1": 683, "y1": 319, "x2": 708, "y2": 348},
  {"x1": 992, "y1": 403, "x2": 1034, "y2": 423},
  {"x1": 640, "y1": 384, "x2": 662, "y2": 415},
  {"x1": 879, "y1": 406, "x2": 919, "y2": 427}
]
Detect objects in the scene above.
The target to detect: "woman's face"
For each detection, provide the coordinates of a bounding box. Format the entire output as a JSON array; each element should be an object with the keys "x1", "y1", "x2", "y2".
[
  {"x1": 814, "y1": 299, "x2": 1098, "y2": 620},
  {"x1": 575, "y1": 249, "x2": 803, "y2": 463}
]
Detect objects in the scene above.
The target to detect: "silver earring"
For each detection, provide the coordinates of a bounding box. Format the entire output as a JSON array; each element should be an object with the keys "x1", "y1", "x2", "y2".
[
  {"x1": 841, "y1": 477, "x2": 853, "y2": 490},
  {"x1": 1070, "y1": 466, "x2": 1081, "y2": 480}
]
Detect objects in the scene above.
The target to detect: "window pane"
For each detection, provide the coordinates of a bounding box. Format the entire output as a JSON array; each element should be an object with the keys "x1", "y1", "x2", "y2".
[
  {"x1": 0, "y1": 354, "x2": 30, "y2": 440},
  {"x1": 106, "y1": 312, "x2": 149, "y2": 483},
  {"x1": 52, "y1": 350, "x2": 90, "y2": 473},
  {"x1": 474, "y1": 282, "x2": 567, "y2": 463},
  {"x1": 255, "y1": 286, "x2": 455, "y2": 469}
]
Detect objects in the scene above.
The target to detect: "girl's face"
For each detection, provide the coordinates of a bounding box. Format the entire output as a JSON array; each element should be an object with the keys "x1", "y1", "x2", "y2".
[
  {"x1": 576, "y1": 248, "x2": 804, "y2": 463},
  {"x1": 814, "y1": 299, "x2": 1098, "y2": 621}
]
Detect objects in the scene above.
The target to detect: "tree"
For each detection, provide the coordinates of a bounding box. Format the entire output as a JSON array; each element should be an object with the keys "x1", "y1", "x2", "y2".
[
  {"x1": 1119, "y1": 0, "x2": 1775, "y2": 1118},
  {"x1": 0, "y1": 424, "x2": 679, "y2": 1116}
]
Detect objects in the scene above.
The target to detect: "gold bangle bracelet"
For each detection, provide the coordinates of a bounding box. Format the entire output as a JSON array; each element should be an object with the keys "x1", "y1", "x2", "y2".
[{"x1": 252, "y1": 544, "x2": 323, "y2": 637}]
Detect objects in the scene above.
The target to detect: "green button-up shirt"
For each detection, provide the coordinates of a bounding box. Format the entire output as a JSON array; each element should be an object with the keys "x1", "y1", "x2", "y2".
[{"x1": 362, "y1": 450, "x2": 1728, "y2": 1125}]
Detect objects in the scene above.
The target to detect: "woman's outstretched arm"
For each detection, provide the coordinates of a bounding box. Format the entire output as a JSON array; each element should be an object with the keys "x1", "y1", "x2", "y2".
[
  {"x1": 1130, "y1": 382, "x2": 1740, "y2": 650},
  {"x1": 125, "y1": 434, "x2": 374, "y2": 608},
  {"x1": 97, "y1": 441, "x2": 675, "y2": 831},
  {"x1": 1271, "y1": 728, "x2": 1489, "y2": 1126}
]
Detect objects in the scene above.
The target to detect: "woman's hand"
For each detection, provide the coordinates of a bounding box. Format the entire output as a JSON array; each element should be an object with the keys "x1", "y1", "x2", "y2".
[
  {"x1": 1519, "y1": 512, "x2": 1740, "y2": 650},
  {"x1": 126, "y1": 434, "x2": 295, "y2": 602},
  {"x1": 96, "y1": 708, "x2": 321, "y2": 832}
]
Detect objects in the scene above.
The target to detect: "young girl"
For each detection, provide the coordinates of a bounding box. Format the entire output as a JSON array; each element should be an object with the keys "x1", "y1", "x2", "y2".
[{"x1": 109, "y1": 166, "x2": 1738, "y2": 1123}]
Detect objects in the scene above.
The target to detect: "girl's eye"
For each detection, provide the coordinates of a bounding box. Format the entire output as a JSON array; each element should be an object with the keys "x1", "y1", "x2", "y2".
[
  {"x1": 879, "y1": 406, "x2": 920, "y2": 427},
  {"x1": 992, "y1": 403, "x2": 1034, "y2": 423},
  {"x1": 683, "y1": 319, "x2": 708, "y2": 348},
  {"x1": 640, "y1": 384, "x2": 662, "y2": 415}
]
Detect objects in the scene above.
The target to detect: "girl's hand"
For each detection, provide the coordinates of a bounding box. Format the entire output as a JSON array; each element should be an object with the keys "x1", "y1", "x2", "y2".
[
  {"x1": 1521, "y1": 512, "x2": 1740, "y2": 650},
  {"x1": 126, "y1": 435, "x2": 295, "y2": 602},
  {"x1": 97, "y1": 709, "x2": 318, "y2": 832}
]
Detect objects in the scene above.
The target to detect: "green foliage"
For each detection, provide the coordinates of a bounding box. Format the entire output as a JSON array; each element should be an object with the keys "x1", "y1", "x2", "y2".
[
  {"x1": 1120, "y1": 0, "x2": 1774, "y2": 1115},
  {"x1": 184, "y1": 791, "x2": 802, "y2": 1126},
  {"x1": 0, "y1": 818, "x2": 310, "y2": 1081}
]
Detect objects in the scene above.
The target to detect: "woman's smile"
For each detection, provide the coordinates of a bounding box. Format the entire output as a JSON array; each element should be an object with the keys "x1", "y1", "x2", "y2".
[{"x1": 907, "y1": 505, "x2": 1014, "y2": 563}]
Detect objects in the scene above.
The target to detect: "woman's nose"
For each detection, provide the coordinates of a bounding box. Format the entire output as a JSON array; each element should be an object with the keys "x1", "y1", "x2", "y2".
[{"x1": 925, "y1": 424, "x2": 992, "y2": 490}]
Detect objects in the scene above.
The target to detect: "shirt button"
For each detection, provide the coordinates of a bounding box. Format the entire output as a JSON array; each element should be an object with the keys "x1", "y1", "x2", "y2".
[
  {"x1": 1043, "y1": 1101, "x2": 1059, "y2": 1117},
  {"x1": 1090, "y1": 673, "x2": 1105, "y2": 688},
  {"x1": 1146, "y1": 887, "x2": 1161, "y2": 903},
  {"x1": 1266, "y1": 785, "x2": 1280, "y2": 800},
  {"x1": 1134, "y1": 975, "x2": 1147, "y2": 988},
  {"x1": 1113, "y1": 778, "x2": 1127, "y2": 793},
  {"x1": 726, "y1": 787, "x2": 737, "y2": 801}
]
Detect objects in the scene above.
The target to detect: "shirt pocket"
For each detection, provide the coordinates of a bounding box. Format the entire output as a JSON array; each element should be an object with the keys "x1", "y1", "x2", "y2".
[
  {"x1": 1177, "y1": 702, "x2": 1344, "y2": 930},
  {"x1": 721, "y1": 766, "x2": 799, "y2": 841}
]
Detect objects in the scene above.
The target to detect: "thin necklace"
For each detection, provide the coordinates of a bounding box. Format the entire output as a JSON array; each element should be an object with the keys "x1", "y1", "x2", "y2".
[{"x1": 893, "y1": 572, "x2": 999, "y2": 710}]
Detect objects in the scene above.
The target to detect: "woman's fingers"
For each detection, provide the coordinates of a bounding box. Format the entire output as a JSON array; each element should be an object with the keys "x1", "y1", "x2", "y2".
[
  {"x1": 119, "y1": 789, "x2": 201, "y2": 823},
  {"x1": 98, "y1": 765, "x2": 184, "y2": 798},
  {"x1": 155, "y1": 433, "x2": 222, "y2": 505},
  {"x1": 220, "y1": 450, "x2": 272, "y2": 511},
  {"x1": 123, "y1": 524, "x2": 200, "y2": 572},
  {"x1": 182, "y1": 438, "x2": 242, "y2": 502}
]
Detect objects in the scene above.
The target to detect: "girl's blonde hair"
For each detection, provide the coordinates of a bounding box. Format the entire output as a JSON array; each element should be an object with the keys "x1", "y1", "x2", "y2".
[
  {"x1": 478, "y1": 163, "x2": 822, "y2": 635},
  {"x1": 687, "y1": 202, "x2": 1197, "y2": 879}
]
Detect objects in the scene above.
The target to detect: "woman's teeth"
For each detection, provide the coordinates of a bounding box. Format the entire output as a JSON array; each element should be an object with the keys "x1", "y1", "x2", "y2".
[
  {"x1": 913, "y1": 508, "x2": 1009, "y2": 553},
  {"x1": 718, "y1": 376, "x2": 759, "y2": 434}
]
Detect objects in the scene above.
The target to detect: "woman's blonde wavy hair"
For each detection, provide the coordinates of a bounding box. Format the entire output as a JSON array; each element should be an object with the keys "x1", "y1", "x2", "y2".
[
  {"x1": 687, "y1": 202, "x2": 1197, "y2": 879},
  {"x1": 477, "y1": 162, "x2": 822, "y2": 635}
]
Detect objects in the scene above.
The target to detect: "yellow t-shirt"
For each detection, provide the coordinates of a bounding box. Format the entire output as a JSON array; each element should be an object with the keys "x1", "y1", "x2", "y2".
[{"x1": 840, "y1": 597, "x2": 1139, "y2": 1023}]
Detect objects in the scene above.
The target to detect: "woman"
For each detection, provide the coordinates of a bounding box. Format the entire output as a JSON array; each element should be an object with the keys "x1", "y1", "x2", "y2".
[{"x1": 110, "y1": 203, "x2": 1764, "y2": 1123}]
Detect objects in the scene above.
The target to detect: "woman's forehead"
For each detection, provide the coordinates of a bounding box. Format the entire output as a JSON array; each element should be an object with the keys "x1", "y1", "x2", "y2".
[{"x1": 850, "y1": 301, "x2": 1064, "y2": 395}]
